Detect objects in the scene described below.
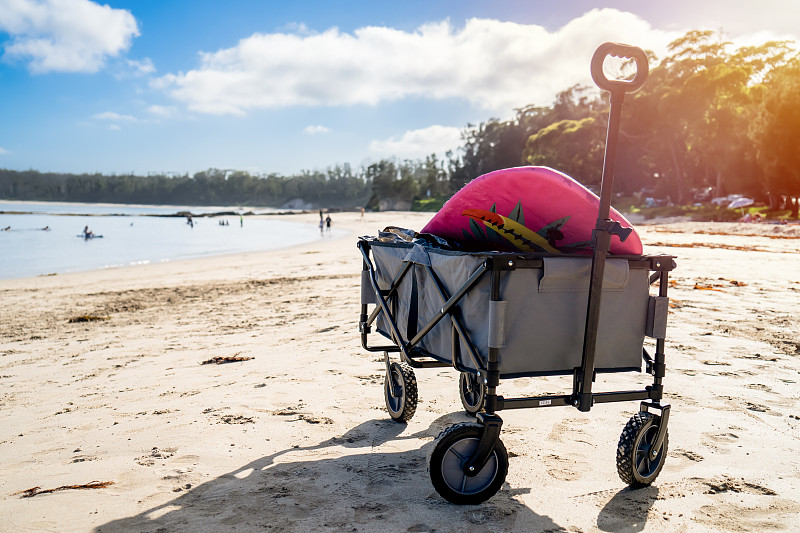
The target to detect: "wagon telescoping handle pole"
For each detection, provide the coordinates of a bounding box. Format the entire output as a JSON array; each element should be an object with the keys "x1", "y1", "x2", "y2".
[
  {"x1": 576, "y1": 43, "x2": 649, "y2": 412},
  {"x1": 590, "y1": 43, "x2": 648, "y2": 222}
]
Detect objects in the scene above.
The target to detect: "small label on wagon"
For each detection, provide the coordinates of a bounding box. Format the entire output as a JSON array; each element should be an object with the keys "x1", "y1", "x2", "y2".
[{"x1": 539, "y1": 400, "x2": 552, "y2": 406}]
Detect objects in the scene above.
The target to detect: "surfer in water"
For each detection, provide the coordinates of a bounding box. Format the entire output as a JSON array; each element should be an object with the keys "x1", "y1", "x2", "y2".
[{"x1": 82, "y1": 225, "x2": 94, "y2": 238}]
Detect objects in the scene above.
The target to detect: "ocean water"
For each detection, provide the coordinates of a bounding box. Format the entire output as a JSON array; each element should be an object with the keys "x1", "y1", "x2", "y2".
[{"x1": 0, "y1": 202, "x2": 339, "y2": 280}]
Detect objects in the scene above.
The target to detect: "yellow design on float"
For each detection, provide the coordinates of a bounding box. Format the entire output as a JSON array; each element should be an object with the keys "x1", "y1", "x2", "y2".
[{"x1": 462, "y1": 209, "x2": 559, "y2": 253}]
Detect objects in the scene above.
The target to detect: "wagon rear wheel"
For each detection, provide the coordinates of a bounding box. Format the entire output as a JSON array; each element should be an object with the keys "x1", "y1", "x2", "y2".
[
  {"x1": 384, "y1": 361, "x2": 417, "y2": 422},
  {"x1": 459, "y1": 371, "x2": 486, "y2": 416},
  {"x1": 429, "y1": 422, "x2": 508, "y2": 505},
  {"x1": 616, "y1": 412, "x2": 668, "y2": 486}
]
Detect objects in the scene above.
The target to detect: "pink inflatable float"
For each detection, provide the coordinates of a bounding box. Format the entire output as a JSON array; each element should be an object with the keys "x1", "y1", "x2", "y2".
[{"x1": 421, "y1": 166, "x2": 642, "y2": 255}]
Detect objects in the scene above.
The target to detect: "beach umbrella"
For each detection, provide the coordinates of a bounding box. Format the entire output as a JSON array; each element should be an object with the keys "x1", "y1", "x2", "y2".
[
  {"x1": 728, "y1": 197, "x2": 754, "y2": 209},
  {"x1": 729, "y1": 197, "x2": 754, "y2": 216}
]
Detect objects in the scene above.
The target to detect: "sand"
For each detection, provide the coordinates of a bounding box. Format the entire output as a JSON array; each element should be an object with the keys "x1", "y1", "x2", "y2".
[{"x1": 1, "y1": 211, "x2": 799, "y2": 532}]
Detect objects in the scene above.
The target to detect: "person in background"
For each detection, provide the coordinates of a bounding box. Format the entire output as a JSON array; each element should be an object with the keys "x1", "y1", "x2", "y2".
[{"x1": 325, "y1": 214, "x2": 332, "y2": 231}]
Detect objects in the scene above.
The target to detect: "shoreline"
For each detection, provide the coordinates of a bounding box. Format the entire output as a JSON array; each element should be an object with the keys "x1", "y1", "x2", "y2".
[
  {"x1": 4, "y1": 210, "x2": 799, "y2": 285},
  {"x1": 1, "y1": 212, "x2": 799, "y2": 532},
  {"x1": 0, "y1": 210, "x2": 351, "y2": 281},
  {"x1": 0, "y1": 211, "x2": 433, "y2": 288}
]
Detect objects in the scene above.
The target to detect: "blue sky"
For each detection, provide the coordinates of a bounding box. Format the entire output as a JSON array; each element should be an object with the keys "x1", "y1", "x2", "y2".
[{"x1": 0, "y1": 0, "x2": 798, "y2": 177}]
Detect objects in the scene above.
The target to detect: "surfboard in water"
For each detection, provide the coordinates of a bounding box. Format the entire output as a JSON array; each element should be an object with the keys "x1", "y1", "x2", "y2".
[{"x1": 420, "y1": 166, "x2": 642, "y2": 255}]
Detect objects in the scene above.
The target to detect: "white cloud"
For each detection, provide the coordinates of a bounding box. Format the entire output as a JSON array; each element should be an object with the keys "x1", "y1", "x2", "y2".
[
  {"x1": 108, "y1": 124, "x2": 121, "y2": 131},
  {"x1": 93, "y1": 111, "x2": 136, "y2": 121},
  {"x1": 147, "y1": 104, "x2": 178, "y2": 118},
  {"x1": 370, "y1": 125, "x2": 462, "y2": 158},
  {"x1": 0, "y1": 147, "x2": 8, "y2": 154},
  {"x1": 155, "y1": 10, "x2": 685, "y2": 116},
  {"x1": 0, "y1": 0, "x2": 139, "y2": 74},
  {"x1": 126, "y1": 57, "x2": 155, "y2": 75},
  {"x1": 156, "y1": 9, "x2": 797, "y2": 118},
  {"x1": 276, "y1": 22, "x2": 314, "y2": 36},
  {"x1": 304, "y1": 124, "x2": 330, "y2": 135}
]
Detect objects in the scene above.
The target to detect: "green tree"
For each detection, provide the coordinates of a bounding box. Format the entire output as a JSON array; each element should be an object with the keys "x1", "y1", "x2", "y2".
[
  {"x1": 750, "y1": 57, "x2": 800, "y2": 214},
  {"x1": 523, "y1": 116, "x2": 606, "y2": 186},
  {"x1": 624, "y1": 32, "x2": 796, "y2": 203}
]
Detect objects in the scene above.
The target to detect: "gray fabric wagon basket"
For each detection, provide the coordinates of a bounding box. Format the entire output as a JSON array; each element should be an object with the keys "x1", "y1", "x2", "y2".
[{"x1": 364, "y1": 238, "x2": 652, "y2": 377}]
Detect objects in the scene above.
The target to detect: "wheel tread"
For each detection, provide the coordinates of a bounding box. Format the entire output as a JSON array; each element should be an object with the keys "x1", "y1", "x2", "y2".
[
  {"x1": 385, "y1": 361, "x2": 418, "y2": 422},
  {"x1": 616, "y1": 411, "x2": 668, "y2": 486}
]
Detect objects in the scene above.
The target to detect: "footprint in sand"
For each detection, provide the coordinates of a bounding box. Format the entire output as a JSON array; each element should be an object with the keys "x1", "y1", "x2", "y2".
[
  {"x1": 719, "y1": 370, "x2": 755, "y2": 377},
  {"x1": 713, "y1": 395, "x2": 750, "y2": 412},
  {"x1": 543, "y1": 453, "x2": 585, "y2": 481},
  {"x1": 745, "y1": 383, "x2": 773, "y2": 393},
  {"x1": 670, "y1": 448, "x2": 704, "y2": 462},
  {"x1": 71, "y1": 452, "x2": 98, "y2": 463},
  {"x1": 700, "y1": 476, "x2": 777, "y2": 495},
  {"x1": 695, "y1": 499, "x2": 800, "y2": 531},
  {"x1": 745, "y1": 402, "x2": 771, "y2": 413},
  {"x1": 700, "y1": 431, "x2": 740, "y2": 454},
  {"x1": 706, "y1": 431, "x2": 739, "y2": 443},
  {"x1": 702, "y1": 360, "x2": 731, "y2": 367},
  {"x1": 135, "y1": 446, "x2": 176, "y2": 466},
  {"x1": 355, "y1": 374, "x2": 383, "y2": 385},
  {"x1": 547, "y1": 417, "x2": 590, "y2": 442},
  {"x1": 667, "y1": 392, "x2": 699, "y2": 407}
]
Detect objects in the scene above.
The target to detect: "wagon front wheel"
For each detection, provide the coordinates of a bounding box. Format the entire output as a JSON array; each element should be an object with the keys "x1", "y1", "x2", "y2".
[
  {"x1": 429, "y1": 422, "x2": 508, "y2": 505},
  {"x1": 616, "y1": 411, "x2": 668, "y2": 486},
  {"x1": 384, "y1": 361, "x2": 418, "y2": 422},
  {"x1": 459, "y1": 371, "x2": 486, "y2": 416}
]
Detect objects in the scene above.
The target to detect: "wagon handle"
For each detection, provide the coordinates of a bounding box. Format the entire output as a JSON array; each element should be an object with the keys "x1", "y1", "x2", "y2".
[
  {"x1": 590, "y1": 42, "x2": 648, "y2": 95},
  {"x1": 577, "y1": 42, "x2": 648, "y2": 413}
]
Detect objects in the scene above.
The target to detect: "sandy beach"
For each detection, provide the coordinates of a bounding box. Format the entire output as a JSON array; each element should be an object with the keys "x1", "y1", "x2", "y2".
[{"x1": 1, "y1": 210, "x2": 799, "y2": 532}]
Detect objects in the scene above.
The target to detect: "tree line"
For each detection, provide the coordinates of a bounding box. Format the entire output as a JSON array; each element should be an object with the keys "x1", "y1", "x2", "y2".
[{"x1": 1, "y1": 30, "x2": 798, "y2": 216}]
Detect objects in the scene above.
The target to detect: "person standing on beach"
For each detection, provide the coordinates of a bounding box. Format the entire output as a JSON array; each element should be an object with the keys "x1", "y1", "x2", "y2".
[
  {"x1": 319, "y1": 218, "x2": 324, "y2": 234},
  {"x1": 325, "y1": 214, "x2": 332, "y2": 231},
  {"x1": 240, "y1": 215, "x2": 243, "y2": 227}
]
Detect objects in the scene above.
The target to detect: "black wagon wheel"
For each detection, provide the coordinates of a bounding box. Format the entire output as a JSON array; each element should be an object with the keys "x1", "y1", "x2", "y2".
[
  {"x1": 384, "y1": 361, "x2": 418, "y2": 422},
  {"x1": 616, "y1": 411, "x2": 668, "y2": 486},
  {"x1": 459, "y1": 371, "x2": 486, "y2": 416},
  {"x1": 429, "y1": 422, "x2": 508, "y2": 505}
]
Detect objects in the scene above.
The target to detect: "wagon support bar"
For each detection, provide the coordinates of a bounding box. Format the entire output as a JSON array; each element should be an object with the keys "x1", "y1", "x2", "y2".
[{"x1": 494, "y1": 388, "x2": 658, "y2": 411}]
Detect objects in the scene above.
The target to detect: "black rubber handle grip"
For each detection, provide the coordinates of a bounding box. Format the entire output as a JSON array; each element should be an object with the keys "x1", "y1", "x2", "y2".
[{"x1": 591, "y1": 42, "x2": 648, "y2": 94}]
